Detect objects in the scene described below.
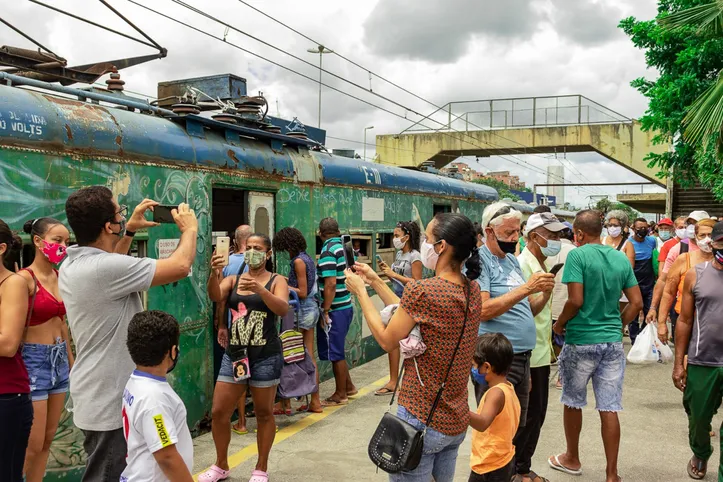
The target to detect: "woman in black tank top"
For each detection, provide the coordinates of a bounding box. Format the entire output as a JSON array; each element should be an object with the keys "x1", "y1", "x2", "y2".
[{"x1": 206, "y1": 234, "x2": 289, "y2": 482}]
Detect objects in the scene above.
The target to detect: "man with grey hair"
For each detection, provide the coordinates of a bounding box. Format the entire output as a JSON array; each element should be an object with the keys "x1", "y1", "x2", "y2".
[{"x1": 472, "y1": 202, "x2": 556, "y2": 428}]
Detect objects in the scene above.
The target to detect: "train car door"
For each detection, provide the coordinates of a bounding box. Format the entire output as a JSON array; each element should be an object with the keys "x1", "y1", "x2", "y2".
[{"x1": 247, "y1": 191, "x2": 275, "y2": 238}]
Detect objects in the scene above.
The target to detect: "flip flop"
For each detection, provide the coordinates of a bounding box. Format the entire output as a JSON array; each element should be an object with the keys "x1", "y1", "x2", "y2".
[
  {"x1": 321, "y1": 397, "x2": 348, "y2": 407},
  {"x1": 347, "y1": 390, "x2": 359, "y2": 398},
  {"x1": 231, "y1": 424, "x2": 248, "y2": 435},
  {"x1": 548, "y1": 454, "x2": 582, "y2": 476},
  {"x1": 249, "y1": 469, "x2": 269, "y2": 482},
  {"x1": 527, "y1": 470, "x2": 550, "y2": 482},
  {"x1": 687, "y1": 456, "x2": 707, "y2": 479},
  {"x1": 375, "y1": 387, "x2": 394, "y2": 396},
  {"x1": 199, "y1": 464, "x2": 230, "y2": 482}
]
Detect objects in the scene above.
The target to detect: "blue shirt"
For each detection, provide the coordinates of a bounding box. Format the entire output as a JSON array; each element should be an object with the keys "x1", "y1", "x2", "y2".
[
  {"x1": 474, "y1": 245, "x2": 536, "y2": 353},
  {"x1": 629, "y1": 236, "x2": 656, "y2": 261},
  {"x1": 223, "y1": 253, "x2": 248, "y2": 327}
]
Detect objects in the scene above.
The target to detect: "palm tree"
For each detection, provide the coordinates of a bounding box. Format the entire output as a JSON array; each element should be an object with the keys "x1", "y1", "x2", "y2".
[{"x1": 661, "y1": 1, "x2": 723, "y2": 151}]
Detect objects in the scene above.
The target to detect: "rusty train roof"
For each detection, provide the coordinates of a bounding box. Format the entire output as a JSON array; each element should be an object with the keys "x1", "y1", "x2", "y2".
[{"x1": 0, "y1": 83, "x2": 498, "y2": 202}]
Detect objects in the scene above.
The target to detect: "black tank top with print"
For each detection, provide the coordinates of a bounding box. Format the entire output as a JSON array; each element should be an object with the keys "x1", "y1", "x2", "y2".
[{"x1": 227, "y1": 273, "x2": 281, "y2": 360}]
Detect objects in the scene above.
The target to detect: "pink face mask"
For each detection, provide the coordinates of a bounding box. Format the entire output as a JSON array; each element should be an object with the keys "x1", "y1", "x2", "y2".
[{"x1": 41, "y1": 241, "x2": 67, "y2": 264}]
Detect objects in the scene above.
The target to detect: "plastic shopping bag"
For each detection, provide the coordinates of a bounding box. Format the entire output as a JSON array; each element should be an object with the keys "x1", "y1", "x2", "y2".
[
  {"x1": 654, "y1": 335, "x2": 674, "y2": 364},
  {"x1": 627, "y1": 323, "x2": 659, "y2": 364}
]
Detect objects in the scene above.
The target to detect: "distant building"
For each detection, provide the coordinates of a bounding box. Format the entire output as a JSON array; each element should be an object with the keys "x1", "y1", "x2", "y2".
[
  {"x1": 487, "y1": 170, "x2": 526, "y2": 190},
  {"x1": 511, "y1": 189, "x2": 556, "y2": 206},
  {"x1": 546, "y1": 165, "x2": 565, "y2": 205},
  {"x1": 440, "y1": 161, "x2": 482, "y2": 181}
]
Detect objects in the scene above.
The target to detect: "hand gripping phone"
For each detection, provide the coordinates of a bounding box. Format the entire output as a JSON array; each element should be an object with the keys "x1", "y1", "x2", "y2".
[
  {"x1": 216, "y1": 236, "x2": 230, "y2": 266},
  {"x1": 152, "y1": 205, "x2": 176, "y2": 224}
]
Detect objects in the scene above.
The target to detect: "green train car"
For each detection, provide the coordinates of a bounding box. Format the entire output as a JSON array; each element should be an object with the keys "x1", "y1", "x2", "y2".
[{"x1": 0, "y1": 72, "x2": 509, "y2": 480}]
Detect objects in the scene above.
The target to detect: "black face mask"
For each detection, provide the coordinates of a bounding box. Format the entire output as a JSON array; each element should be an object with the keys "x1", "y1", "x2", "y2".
[
  {"x1": 714, "y1": 247, "x2": 723, "y2": 265},
  {"x1": 167, "y1": 346, "x2": 179, "y2": 374},
  {"x1": 495, "y1": 236, "x2": 517, "y2": 255},
  {"x1": 635, "y1": 228, "x2": 648, "y2": 238}
]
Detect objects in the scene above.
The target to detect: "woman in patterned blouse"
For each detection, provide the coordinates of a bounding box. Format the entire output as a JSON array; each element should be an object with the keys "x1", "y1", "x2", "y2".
[{"x1": 346, "y1": 213, "x2": 484, "y2": 482}]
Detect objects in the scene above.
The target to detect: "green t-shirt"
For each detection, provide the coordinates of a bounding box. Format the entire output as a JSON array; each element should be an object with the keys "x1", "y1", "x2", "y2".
[{"x1": 562, "y1": 244, "x2": 638, "y2": 345}]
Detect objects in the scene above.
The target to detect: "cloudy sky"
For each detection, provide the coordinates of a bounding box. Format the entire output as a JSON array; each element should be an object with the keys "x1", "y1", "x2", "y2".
[{"x1": 5, "y1": 0, "x2": 666, "y2": 207}]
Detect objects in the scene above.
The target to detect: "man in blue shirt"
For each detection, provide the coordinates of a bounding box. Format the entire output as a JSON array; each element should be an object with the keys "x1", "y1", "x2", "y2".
[
  {"x1": 628, "y1": 218, "x2": 657, "y2": 344},
  {"x1": 223, "y1": 225, "x2": 252, "y2": 278},
  {"x1": 473, "y1": 202, "x2": 555, "y2": 428}
]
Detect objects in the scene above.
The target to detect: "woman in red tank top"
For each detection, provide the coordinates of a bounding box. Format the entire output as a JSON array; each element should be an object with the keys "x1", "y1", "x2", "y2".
[
  {"x1": 17, "y1": 217, "x2": 72, "y2": 482},
  {"x1": 0, "y1": 219, "x2": 33, "y2": 482}
]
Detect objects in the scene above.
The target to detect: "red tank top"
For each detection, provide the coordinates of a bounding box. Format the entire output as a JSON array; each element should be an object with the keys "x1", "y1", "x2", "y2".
[
  {"x1": 21, "y1": 268, "x2": 66, "y2": 326},
  {"x1": 0, "y1": 274, "x2": 29, "y2": 394}
]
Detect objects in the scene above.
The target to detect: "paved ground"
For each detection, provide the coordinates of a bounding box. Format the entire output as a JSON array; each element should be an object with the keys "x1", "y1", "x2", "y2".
[{"x1": 192, "y1": 342, "x2": 720, "y2": 481}]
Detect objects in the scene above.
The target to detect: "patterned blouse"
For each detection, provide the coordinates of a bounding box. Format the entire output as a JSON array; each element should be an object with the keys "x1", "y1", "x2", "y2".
[{"x1": 398, "y1": 277, "x2": 483, "y2": 435}]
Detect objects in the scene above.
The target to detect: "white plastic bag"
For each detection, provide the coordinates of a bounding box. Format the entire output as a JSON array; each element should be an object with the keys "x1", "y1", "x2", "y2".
[
  {"x1": 627, "y1": 323, "x2": 659, "y2": 364},
  {"x1": 654, "y1": 335, "x2": 674, "y2": 363}
]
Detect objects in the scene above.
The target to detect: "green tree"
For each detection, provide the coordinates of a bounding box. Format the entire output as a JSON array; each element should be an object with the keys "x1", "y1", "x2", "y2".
[
  {"x1": 595, "y1": 198, "x2": 639, "y2": 221},
  {"x1": 620, "y1": 0, "x2": 723, "y2": 198},
  {"x1": 472, "y1": 178, "x2": 521, "y2": 201}
]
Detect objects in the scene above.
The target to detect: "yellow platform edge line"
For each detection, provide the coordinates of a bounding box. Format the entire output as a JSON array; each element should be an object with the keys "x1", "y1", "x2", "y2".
[{"x1": 194, "y1": 375, "x2": 389, "y2": 480}]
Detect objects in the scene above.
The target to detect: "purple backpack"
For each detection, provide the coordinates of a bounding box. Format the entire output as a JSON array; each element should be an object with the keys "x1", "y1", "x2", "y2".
[{"x1": 277, "y1": 293, "x2": 318, "y2": 400}]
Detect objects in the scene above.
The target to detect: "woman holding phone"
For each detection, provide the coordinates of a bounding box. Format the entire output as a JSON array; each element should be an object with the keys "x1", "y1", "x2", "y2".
[
  {"x1": 376, "y1": 221, "x2": 422, "y2": 395},
  {"x1": 203, "y1": 233, "x2": 289, "y2": 482}
]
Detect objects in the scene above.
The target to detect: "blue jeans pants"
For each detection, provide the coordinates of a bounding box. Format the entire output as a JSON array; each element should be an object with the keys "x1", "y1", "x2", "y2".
[{"x1": 388, "y1": 406, "x2": 467, "y2": 482}]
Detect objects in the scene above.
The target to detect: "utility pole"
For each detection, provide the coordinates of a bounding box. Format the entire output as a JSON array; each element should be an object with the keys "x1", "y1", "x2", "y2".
[{"x1": 307, "y1": 45, "x2": 333, "y2": 128}]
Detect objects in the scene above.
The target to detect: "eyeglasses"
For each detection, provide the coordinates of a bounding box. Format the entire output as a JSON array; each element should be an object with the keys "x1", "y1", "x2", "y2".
[{"x1": 116, "y1": 205, "x2": 128, "y2": 218}]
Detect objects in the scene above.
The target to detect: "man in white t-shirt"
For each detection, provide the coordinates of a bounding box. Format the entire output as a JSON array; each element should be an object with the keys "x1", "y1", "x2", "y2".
[
  {"x1": 60, "y1": 186, "x2": 198, "y2": 481},
  {"x1": 121, "y1": 310, "x2": 193, "y2": 482}
]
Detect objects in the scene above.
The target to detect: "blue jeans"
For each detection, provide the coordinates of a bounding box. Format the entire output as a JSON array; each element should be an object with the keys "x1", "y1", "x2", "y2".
[
  {"x1": 388, "y1": 406, "x2": 466, "y2": 482},
  {"x1": 559, "y1": 342, "x2": 625, "y2": 412}
]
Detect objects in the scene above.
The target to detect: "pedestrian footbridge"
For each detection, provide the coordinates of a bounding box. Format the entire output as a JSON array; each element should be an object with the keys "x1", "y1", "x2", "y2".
[{"x1": 375, "y1": 95, "x2": 668, "y2": 186}]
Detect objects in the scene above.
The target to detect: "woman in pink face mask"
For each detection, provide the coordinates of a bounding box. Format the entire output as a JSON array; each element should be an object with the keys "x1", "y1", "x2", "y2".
[{"x1": 18, "y1": 217, "x2": 72, "y2": 482}]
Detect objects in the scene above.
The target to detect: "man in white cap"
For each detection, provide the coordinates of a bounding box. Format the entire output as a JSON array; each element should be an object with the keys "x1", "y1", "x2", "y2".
[
  {"x1": 515, "y1": 212, "x2": 567, "y2": 482},
  {"x1": 663, "y1": 211, "x2": 709, "y2": 276}
]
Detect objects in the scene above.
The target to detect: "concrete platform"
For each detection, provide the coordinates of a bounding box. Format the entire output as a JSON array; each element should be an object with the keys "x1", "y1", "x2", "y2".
[{"x1": 192, "y1": 343, "x2": 718, "y2": 481}]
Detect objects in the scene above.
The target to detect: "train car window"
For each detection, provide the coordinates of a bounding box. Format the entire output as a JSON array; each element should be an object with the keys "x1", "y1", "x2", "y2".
[
  {"x1": 433, "y1": 204, "x2": 451, "y2": 215},
  {"x1": 377, "y1": 232, "x2": 393, "y2": 249},
  {"x1": 315, "y1": 235, "x2": 323, "y2": 256}
]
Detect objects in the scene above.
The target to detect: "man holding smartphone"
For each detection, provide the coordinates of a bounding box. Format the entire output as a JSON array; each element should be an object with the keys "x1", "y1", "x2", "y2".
[
  {"x1": 317, "y1": 217, "x2": 356, "y2": 406},
  {"x1": 515, "y1": 212, "x2": 566, "y2": 482},
  {"x1": 59, "y1": 187, "x2": 197, "y2": 481}
]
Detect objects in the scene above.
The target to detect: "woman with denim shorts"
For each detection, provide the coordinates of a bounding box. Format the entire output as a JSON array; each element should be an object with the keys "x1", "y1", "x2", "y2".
[
  {"x1": 204, "y1": 233, "x2": 289, "y2": 482},
  {"x1": 346, "y1": 213, "x2": 484, "y2": 482},
  {"x1": 17, "y1": 217, "x2": 73, "y2": 482},
  {"x1": 0, "y1": 220, "x2": 32, "y2": 482},
  {"x1": 273, "y1": 227, "x2": 322, "y2": 413}
]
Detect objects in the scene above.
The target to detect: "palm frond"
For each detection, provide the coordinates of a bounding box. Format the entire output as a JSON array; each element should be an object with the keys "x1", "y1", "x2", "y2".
[
  {"x1": 659, "y1": 0, "x2": 723, "y2": 35},
  {"x1": 681, "y1": 70, "x2": 723, "y2": 147}
]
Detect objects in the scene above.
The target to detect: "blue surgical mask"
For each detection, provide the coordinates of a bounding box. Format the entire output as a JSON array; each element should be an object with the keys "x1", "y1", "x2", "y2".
[
  {"x1": 541, "y1": 239, "x2": 562, "y2": 257},
  {"x1": 471, "y1": 367, "x2": 488, "y2": 386},
  {"x1": 659, "y1": 230, "x2": 672, "y2": 242}
]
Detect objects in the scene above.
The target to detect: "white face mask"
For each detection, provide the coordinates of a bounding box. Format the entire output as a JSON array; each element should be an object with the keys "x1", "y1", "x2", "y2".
[
  {"x1": 420, "y1": 240, "x2": 441, "y2": 270},
  {"x1": 392, "y1": 236, "x2": 407, "y2": 250},
  {"x1": 686, "y1": 225, "x2": 696, "y2": 240},
  {"x1": 698, "y1": 236, "x2": 712, "y2": 253},
  {"x1": 676, "y1": 228, "x2": 687, "y2": 240},
  {"x1": 607, "y1": 226, "x2": 622, "y2": 238}
]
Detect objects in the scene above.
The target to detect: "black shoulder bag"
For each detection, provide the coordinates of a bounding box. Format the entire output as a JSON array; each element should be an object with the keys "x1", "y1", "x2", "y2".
[{"x1": 368, "y1": 281, "x2": 471, "y2": 474}]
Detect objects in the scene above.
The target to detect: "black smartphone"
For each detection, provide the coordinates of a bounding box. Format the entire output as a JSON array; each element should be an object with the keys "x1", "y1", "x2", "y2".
[
  {"x1": 153, "y1": 205, "x2": 176, "y2": 224},
  {"x1": 341, "y1": 234, "x2": 356, "y2": 271},
  {"x1": 549, "y1": 263, "x2": 564, "y2": 276}
]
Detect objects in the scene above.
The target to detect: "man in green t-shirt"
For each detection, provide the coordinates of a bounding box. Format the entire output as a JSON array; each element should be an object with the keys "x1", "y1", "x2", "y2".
[{"x1": 548, "y1": 210, "x2": 642, "y2": 482}]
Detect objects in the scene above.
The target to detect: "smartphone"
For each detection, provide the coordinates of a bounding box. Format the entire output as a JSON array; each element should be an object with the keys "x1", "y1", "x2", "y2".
[
  {"x1": 375, "y1": 254, "x2": 384, "y2": 265},
  {"x1": 153, "y1": 204, "x2": 176, "y2": 224},
  {"x1": 549, "y1": 263, "x2": 564, "y2": 276},
  {"x1": 341, "y1": 234, "x2": 356, "y2": 271},
  {"x1": 216, "y1": 236, "x2": 230, "y2": 266}
]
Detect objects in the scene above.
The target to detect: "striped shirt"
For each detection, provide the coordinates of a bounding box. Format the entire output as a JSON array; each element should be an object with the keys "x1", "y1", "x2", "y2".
[{"x1": 318, "y1": 237, "x2": 352, "y2": 312}]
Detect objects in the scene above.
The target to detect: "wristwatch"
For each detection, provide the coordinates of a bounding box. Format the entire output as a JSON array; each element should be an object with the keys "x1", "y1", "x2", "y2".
[{"x1": 125, "y1": 230, "x2": 136, "y2": 238}]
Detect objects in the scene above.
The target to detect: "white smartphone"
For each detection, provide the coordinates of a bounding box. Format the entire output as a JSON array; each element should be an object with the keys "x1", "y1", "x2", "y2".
[{"x1": 217, "y1": 236, "x2": 230, "y2": 266}]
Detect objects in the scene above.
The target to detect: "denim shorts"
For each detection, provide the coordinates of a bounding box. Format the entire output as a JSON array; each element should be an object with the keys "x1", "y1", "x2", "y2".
[
  {"x1": 297, "y1": 297, "x2": 320, "y2": 331},
  {"x1": 22, "y1": 338, "x2": 70, "y2": 402},
  {"x1": 388, "y1": 405, "x2": 466, "y2": 482},
  {"x1": 559, "y1": 342, "x2": 625, "y2": 412},
  {"x1": 218, "y1": 352, "x2": 283, "y2": 388}
]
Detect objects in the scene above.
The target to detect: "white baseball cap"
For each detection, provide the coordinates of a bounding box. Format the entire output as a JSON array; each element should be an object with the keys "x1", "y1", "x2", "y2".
[
  {"x1": 687, "y1": 211, "x2": 710, "y2": 223},
  {"x1": 525, "y1": 213, "x2": 566, "y2": 235}
]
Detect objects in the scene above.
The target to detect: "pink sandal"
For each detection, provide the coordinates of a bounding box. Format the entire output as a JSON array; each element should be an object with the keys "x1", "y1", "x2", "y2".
[
  {"x1": 249, "y1": 469, "x2": 269, "y2": 481},
  {"x1": 199, "y1": 465, "x2": 230, "y2": 482}
]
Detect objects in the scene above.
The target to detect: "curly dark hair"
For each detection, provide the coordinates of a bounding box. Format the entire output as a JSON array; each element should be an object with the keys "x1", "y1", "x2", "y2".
[
  {"x1": 396, "y1": 221, "x2": 421, "y2": 252},
  {"x1": 65, "y1": 186, "x2": 116, "y2": 246},
  {"x1": 273, "y1": 227, "x2": 307, "y2": 257},
  {"x1": 473, "y1": 333, "x2": 513, "y2": 375},
  {"x1": 127, "y1": 310, "x2": 180, "y2": 367}
]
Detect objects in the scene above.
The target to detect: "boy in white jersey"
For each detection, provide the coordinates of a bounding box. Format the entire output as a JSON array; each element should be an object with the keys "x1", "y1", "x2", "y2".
[{"x1": 121, "y1": 310, "x2": 194, "y2": 482}]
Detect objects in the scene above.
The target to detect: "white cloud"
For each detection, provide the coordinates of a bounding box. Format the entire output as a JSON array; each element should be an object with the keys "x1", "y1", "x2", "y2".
[{"x1": 2, "y1": 0, "x2": 663, "y2": 207}]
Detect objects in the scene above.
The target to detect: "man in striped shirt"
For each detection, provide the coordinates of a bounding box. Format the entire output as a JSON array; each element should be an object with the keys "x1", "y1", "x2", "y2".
[{"x1": 317, "y1": 217, "x2": 357, "y2": 406}]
